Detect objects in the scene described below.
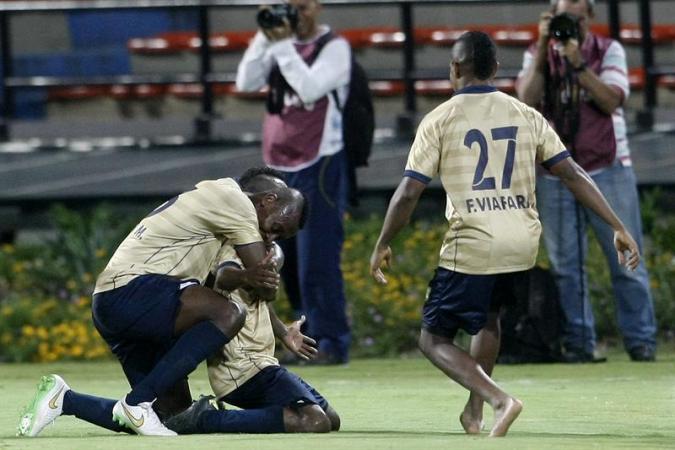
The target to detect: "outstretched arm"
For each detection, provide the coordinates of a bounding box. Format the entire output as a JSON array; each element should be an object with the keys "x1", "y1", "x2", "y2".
[
  {"x1": 548, "y1": 157, "x2": 640, "y2": 270},
  {"x1": 268, "y1": 306, "x2": 318, "y2": 361},
  {"x1": 370, "y1": 176, "x2": 427, "y2": 284}
]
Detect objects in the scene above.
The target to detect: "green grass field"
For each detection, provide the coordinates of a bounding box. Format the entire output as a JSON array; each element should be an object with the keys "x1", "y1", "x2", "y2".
[{"x1": 1, "y1": 348, "x2": 674, "y2": 450}]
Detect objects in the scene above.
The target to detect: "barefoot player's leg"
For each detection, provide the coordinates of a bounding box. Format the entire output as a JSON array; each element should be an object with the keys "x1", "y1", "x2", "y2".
[
  {"x1": 418, "y1": 329, "x2": 521, "y2": 437},
  {"x1": 462, "y1": 308, "x2": 501, "y2": 434}
]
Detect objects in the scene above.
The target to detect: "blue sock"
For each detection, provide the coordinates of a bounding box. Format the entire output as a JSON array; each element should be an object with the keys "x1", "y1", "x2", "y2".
[
  {"x1": 126, "y1": 321, "x2": 229, "y2": 405},
  {"x1": 198, "y1": 407, "x2": 285, "y2": 433},
  {"x1": 62, "y1": 390, "x2": 127, "y2": 433}
]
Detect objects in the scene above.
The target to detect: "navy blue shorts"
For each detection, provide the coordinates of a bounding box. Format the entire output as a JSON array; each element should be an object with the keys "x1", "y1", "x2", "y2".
[
  {"x1": 92, "y1": 274, "x2": 197, "y2": 386},
  {"x1": 422, "y1": 268, "x2": 518, "y2": 338},
  {"x1": 222, "y1": 366, "x2": 328, "y2": 411}
]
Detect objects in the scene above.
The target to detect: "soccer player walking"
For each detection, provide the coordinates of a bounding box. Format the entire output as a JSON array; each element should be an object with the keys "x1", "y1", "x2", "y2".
[{"x1": 370, "y1": 31, "x2": 639, "y2": 437}]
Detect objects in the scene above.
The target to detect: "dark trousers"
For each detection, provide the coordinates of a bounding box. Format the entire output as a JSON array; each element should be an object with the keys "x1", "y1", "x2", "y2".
[{"x1": 280, "y1": 151, "x2": 351, "y2": 361}]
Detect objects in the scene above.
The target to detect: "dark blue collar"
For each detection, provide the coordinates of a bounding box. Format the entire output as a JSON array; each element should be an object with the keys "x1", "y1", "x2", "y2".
[{"x1": 454, "y1": 85, "x2": 498, "y2": 95}]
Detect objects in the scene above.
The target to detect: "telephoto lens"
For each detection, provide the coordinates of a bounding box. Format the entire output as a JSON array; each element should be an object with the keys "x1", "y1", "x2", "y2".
[
  {"x1": 548, "y1": 12, "x2": 580, "y2": 43},
  {"x1": 256, "y1": 4, "x2": 299, "y2": 30}
]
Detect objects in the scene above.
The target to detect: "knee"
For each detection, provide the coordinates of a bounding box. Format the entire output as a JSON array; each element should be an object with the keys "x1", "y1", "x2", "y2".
[
  {"x1": 296, "y1": 406, "x2": 331, "y2": 433},
  {"x1": 212, "y1": 300, "x2": 246, "y2": 335},
  {"x1": 325, "y1": 406, "x2": 340, "y2": 431},
  {"x1": 418, "y1": 332, "x2": 431, "y2": 357}
]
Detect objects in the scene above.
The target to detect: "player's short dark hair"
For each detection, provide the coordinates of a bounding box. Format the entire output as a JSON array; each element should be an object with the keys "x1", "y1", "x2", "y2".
[
  {"x1": 456, "y1": 31, "x2": 497, "y2": 80},
  {"x1": 238, "y1": 166, "x2": 286, "y2": 192}
]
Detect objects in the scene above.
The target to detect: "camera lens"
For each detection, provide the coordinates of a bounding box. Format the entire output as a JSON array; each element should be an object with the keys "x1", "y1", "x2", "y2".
[
  {"x1": 549, "y1": 13, "x2": 580, "y2": 42},
  {"x1": 255, "y1": 5, "x2": 299, "y2": 31},
  {"x1": 256, "y1": 8, "x2": 284, "y2": 30}
]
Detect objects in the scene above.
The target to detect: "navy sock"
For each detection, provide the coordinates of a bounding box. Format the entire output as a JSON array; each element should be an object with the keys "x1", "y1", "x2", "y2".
[
  {"x1": 198, "y1": 407, "x2": 285, "y2": 433},
  {"x1": 62, "y1": 390, "x2": 127, "y2": 433},
  {"x1": 126, "y1": 321, "x2": 229, "y2": 405}
]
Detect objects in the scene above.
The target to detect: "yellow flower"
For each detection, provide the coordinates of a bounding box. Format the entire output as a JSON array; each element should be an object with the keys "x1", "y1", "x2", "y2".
[
  {"x1": 1, "y1": 306, "x2": 13, "y2": 316},
  {"x1": 54, "y1": 344, "x2": 66, "y2": 356},
  {"x1": 1, "y1": 243, "x2": 14, "y2": 254},
  {"x1": 95, "y1": 248, "x2": 107, "y2": 259},
  {"x1": 66, "y1": 279, "x2": 78, "y2": 290},
  {"x1": 12, "y1": 262, "x2": 25, "y2": 273},
  {"x1": 81, "y1": 272, "x2": 93, "y2": 283},
  {"x1": 21, "y1": 325, "x2": 35, "y2": 337},
  {"x1": 36, "y1": 327, "x2": 49, "y2": 340}
]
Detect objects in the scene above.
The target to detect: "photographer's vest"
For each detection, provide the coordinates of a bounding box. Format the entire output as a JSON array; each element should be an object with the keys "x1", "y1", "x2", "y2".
[
  {"x1": 538, "y1": 34, "x2": 629, "y2": 172},
  {"x1": 262, "y1": 31, "x2": 344, "y2": 171}
]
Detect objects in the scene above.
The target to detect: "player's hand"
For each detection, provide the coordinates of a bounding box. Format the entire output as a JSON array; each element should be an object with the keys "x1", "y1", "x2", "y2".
[
  {"x1": 370, "y1": 244, "x2": 392, "y2": 285},
  {"x1": 281, "y1": 315, "x2": 318, "y2": 360},
  {"x1": 538, "y1": 12, "x2": 553, "y2": 42},
  {"x1": 242, "y1": 250, "x2": 280, "y2": 289},
  {"x1": 614, "y1": 228, "x2": 640, "y2": 271}
]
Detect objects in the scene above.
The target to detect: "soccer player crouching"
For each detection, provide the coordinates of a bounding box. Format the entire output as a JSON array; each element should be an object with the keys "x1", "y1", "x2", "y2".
[{"x1": 164, "y1": 241, "x2": 340, "y2": 434}]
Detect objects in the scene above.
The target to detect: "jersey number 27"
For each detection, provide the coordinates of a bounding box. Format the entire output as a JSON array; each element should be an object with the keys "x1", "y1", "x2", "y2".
[{"x1": 464, "y1": 126, "x2": 518, "y2": 191}]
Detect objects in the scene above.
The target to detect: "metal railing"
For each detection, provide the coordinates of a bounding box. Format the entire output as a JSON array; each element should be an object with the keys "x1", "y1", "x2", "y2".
[{"x1": 0, "y1": 0, "x2": 667, "y2": 142}]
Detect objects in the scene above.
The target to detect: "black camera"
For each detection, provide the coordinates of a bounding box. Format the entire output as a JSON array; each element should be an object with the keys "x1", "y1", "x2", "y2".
[
  {"x1": 549, "y1": 12, "x2": 580, "y2": 43},
  {"x1": 256, "y1": 4, "x2": 299, "y2": 30}
]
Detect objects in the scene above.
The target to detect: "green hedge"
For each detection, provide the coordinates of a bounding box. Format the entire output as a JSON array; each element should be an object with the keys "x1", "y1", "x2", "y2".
[{"x1": 0, "y1": 194, "x2": 673, "y2": 362}]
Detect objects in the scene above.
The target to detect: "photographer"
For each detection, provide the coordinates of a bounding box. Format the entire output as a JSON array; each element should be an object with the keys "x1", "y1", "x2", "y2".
[
  {"x1": 236, "y1": 0, "x2": 352, "y2": 365},
  {"x1": 516, "y1": 0, "x2": 656, "y2": 363}
]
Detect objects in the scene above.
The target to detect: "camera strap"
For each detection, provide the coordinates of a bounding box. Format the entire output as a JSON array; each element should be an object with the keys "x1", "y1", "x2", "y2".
[{"x1": 545, "y1": 55, "x2": 581, "y2": 155}]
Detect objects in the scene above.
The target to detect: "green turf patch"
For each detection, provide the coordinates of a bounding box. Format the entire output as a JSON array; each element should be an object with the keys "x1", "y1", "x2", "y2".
[{"x1": 1, "y1": 348, "x2": 674, "y2": 449}]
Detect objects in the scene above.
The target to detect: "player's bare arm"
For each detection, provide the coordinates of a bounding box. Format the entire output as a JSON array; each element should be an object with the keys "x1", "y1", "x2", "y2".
[
  {"x1": 370, "y1": 176, "x2": 426, "y2": 284},
  {"x1": 216, "y1": 249, "x2": 279, "y2": 293},
  {"x1": 234, "y1": 242, "x2": 279, "y2": 301},
  {"x1": 549, "y1": 157, "x2": 640, "y2": 270}
]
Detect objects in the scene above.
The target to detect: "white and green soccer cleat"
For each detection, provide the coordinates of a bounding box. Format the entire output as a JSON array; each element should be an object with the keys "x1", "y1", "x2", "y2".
[
  {"x1": 17, "y1": 374, "x2": 70, "y2": 437},
  {"x1": 112, "y1": 398, "x2": 177, "y2": 436}
]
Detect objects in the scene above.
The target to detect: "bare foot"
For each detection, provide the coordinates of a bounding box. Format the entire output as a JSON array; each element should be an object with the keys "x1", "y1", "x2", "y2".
[
  {"x1": 460, "y1": 410, "x2": 483, "y2": 435},
  {"x1": 489, "y1": 397, "x2": 523, "y2": 437}
]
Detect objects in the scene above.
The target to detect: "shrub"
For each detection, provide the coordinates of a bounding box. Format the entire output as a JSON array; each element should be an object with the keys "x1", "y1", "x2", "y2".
[
  {"x1": 1, "y1": 194, "x2": 672, "y2": 362},
  {"x1": 0, "y1": 204, "x2": 139, "y2": 362}
]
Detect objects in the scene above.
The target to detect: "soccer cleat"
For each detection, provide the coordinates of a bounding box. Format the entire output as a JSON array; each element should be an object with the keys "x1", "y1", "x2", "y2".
[
  {"x1": 164, "y1": 395, "x2": 217, "y2": 434},
  {"x1": 17, "y1": 374, "x2": 70, "y2": 437},
  {"x1": 112, "y1": 398, "x2": 177, "y2": 436}
]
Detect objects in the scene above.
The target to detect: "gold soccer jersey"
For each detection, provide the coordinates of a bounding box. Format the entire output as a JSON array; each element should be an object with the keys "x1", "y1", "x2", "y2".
[
  {"x1": 94, "y1": 178, "x2": 263, "y2": 294},
  {"x1": 405, "y1": 86, "x2": 568, "y2": 274},
  {"x1": 207, "y1": 245, "x2": 278, "y2": 398}
]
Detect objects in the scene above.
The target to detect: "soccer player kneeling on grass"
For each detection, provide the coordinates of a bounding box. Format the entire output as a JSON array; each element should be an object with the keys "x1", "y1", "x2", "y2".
[
  {"x1": 17, "y1": 167, "x2": 307, "y2": 437},
  {"x1": 164, "y1": 240, "x2": 340, "y2": 434},
  {"x1": 369, "y1": 31, "x2": 640, "y2": 437}
]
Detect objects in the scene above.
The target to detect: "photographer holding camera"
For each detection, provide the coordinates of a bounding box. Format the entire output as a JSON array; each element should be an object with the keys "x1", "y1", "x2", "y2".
[
  {"x1": 236, "y1": 0, "x2": 352, "y2": 365},
  {"x1": 516, "y1": 0, "x2": 656, "y2": 363}
]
